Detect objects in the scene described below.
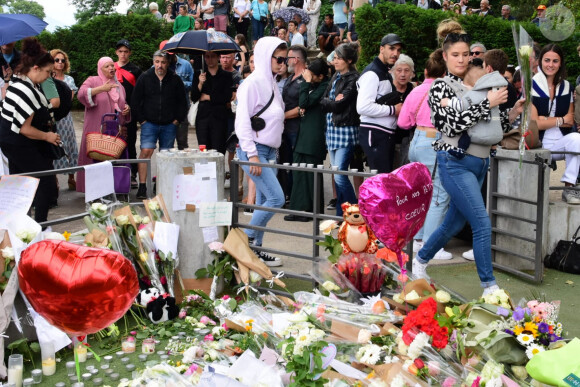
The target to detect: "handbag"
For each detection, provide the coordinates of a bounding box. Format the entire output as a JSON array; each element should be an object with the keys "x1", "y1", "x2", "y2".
[
  {"x1": 86, "y1": 113, "x2": 127, "y2": 161},
  {"x1": 544, "y1": 223, "x2": 580, "y2": 274},
  {"x1": 260, "y1": 15, "x2": 268, "y2": 23},
  {"x1": 33, "y1": 107, "x2": 66, "y2": 160},
  {"x1": 250, "y1": 91, "x2": 274, "y2": 132},
  {"x1": 188, "y1": 101, "x2": 199, "y2": 126},
  {"x1": 500, "y1": 120, "x2": 541, "y2": 150}
]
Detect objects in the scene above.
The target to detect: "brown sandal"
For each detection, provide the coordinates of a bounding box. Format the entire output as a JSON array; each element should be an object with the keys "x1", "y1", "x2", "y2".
[{"x1": 68, "y1": 178, "x2": 76, "y2": 190}]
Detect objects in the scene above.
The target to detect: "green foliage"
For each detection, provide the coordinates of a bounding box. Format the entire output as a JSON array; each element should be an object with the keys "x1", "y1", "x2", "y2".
[
  {"x1": 37, "y1": 14, "x2": 174, "y2": 95},
  {"x1": 7, "y1": 337, "x2": 39, "y2": 367},
  {"x1": 356, "y1": 2, "x2": 579, "y2": 84},
  {"x1": 316, "y1": 234, "x2": 343, "y2": 264},
  {"x1": 2, "y1": 0, "x2": 45, "y2": 19}
]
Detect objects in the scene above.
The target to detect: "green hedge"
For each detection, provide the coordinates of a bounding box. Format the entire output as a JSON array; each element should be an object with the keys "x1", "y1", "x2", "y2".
[
  {"x1": 356, "y1": 2, "x2": 579, "y2": 84},
  {"x1": 37, "y1": 14, "x2": 174, "y2": 93}
]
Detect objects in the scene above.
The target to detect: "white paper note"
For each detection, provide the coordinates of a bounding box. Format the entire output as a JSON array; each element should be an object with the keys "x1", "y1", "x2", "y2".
[
  {"x1": 153, "y1": 221, "x2": 180, "y2": 258},
  {"x1": 84, "y1": 161, "x2": 115, "y2": 202},
  {"x1": 195, "y1": 162, "x2": 217, "y2": 178},
  {"x1": 202, "y1": 226, "x2": 219, "y2": 243},
  {"x1": 199, "y1": 202, "x2": 233, "y2": 227},
  {"x1": 0, "y1": 175, "x2": 39, "y2": 218},
  {"x1": 172, "y1": 174, "x2": 218, "y2": 211}
]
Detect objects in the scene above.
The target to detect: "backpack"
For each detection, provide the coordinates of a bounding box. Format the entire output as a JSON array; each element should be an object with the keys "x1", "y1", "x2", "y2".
[{"x1": 51, "y1": 77, "x2": 73, "y2": 121}]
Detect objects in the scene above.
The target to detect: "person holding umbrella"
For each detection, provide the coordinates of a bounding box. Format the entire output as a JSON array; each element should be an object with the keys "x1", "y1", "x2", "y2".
[{"x1": 235, "y1": 37, "x2": 287, "y2": 267}]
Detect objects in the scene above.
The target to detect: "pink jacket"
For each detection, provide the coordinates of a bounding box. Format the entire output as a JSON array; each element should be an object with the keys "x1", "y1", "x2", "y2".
[{"x1": 397, "y1": 78, "x2": 435, "y2": 129}]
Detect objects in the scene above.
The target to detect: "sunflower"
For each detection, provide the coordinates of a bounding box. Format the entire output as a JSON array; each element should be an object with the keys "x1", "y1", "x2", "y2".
[
  {"x1": 524, "y1": 322, "x2": 539, "y2": 337},
  {"x1": 513, "y1": 325, "x2": 524, "y2": 335}
]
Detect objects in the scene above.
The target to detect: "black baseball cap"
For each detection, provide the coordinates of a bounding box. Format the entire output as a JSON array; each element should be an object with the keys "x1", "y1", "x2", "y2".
[
  {"x1": 380, "y1": 33, "x2": 403, "y2": 47},
  {"x1": 116, "y1": 39, "x2": 132, "y2": 50}
]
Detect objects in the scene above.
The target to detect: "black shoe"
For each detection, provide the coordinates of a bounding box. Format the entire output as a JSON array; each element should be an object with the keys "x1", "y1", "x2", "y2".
[
  {"x1": 326, "y1": 198, "x2": 337, "y2": 210},
  {"x1": 136, "y1": 185, "x2": 147, "y2": 199},
  {"x1": 252, "y1": 248, "x2": 282, "y2": 267},
  {"x1": 243, "y1": 208, "x2": 254, "y2": 216},
  {"x1": 283, "y1": 214, "x2": 310, "y2": 222}
]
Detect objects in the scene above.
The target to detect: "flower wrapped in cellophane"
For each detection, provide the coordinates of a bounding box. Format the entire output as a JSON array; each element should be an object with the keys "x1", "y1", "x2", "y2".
[
  {"x1": 334, "y1": 253, "x2": 389, "y2": 296},
  {"x1": 512, "y1": 24, "x2": 534, "y2": 162}
]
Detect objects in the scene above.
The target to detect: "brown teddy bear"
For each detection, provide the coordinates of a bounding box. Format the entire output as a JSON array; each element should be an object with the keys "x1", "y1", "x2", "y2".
[{"x1": 337, "y1": 202, "x2": 378, "y2": 254}]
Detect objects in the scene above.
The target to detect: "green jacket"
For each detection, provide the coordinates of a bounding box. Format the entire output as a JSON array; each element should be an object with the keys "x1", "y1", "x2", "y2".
[
  {"x1": 173, "y1": 15, "x2": 194, "y2": 34},
  {"x1": 294, "y1": 78, "x2": 329, "y2": 157}
]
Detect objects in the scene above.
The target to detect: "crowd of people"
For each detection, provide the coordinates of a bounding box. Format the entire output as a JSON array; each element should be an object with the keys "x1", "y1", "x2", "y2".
[{"x1": 1, "y1": 1, "x2": 580, "y2": 282}]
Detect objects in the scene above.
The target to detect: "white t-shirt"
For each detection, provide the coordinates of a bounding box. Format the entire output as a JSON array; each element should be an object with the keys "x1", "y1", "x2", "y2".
[
  {"x1": 200, "y1": 0, "x2": 214, "y2": 20},
  {"x1": 542, "y1": 93, "x2": 574, "y2": 143},
  {"x1": 233, "y1": 0, "x2": 251, "y2": 17},
  {"x1": 291, "y1": 32, "x2": 305, "y2": 46}
]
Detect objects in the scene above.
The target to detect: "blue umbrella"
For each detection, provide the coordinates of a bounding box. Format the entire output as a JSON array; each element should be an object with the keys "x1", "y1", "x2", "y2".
[
  {"x1": 0, "y1": 14, "x2": 48, "y2": 46},
  {"x1": 163, "y1": 30, "x2": 241, "y2": 55}
]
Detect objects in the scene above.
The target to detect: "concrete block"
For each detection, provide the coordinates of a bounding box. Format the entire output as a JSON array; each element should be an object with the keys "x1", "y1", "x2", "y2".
[
  {"x1": 546, "y1": 202, "x2": 580, "y2": 254},
  {"x1": 492, "y1": 148, "x2": 550, "y2": 271},
  {"x1": 157, "y1": 150, "x2": 225, "y2": 279}
]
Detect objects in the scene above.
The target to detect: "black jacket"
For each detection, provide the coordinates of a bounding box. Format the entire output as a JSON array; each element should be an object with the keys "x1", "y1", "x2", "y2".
[
  {"x1": 320, "y1": 70, "x2": 360, "y2": 127},
  {"x1": 131, "y1": 67, "x2": 188, "y2": 125},
  {"x1": 191, "y1": 68, "x2": 234, "y2": 120}
]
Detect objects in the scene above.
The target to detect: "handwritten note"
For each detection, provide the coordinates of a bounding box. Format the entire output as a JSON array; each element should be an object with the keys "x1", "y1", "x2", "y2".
[
  {"x1": 199, "y1": 202, "x2": 233, "y2": 227},
  {"x1": 202, "y1": 226, "x2": 219, "y2": 243},
  {"x1": 172, "y1": 174, "x2": 218, "y2": 211},
  {"x1": 195, "y1": 162, "x2": 217, "y2": 179},
  {"x1": 396, "y1": 183, "x2": 433, "y2": 222},
  {"x1": 0, "y1": 175, "x2": 39, "y2": 218},
  {"x1": 84, "y1": 161, "x2": 115, "y2": 202},
  {"x1": 153, "y1": 221, "x2": 180, "y2": 258}
]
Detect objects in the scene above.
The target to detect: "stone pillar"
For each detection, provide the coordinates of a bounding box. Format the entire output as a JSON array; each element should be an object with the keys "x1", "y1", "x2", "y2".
[
  {"x1": 492, "y1": 148, "x2": 550, "y2": 271},
  {"x1": 156, "y1": 150, "x2": 225, "y2": 279}
]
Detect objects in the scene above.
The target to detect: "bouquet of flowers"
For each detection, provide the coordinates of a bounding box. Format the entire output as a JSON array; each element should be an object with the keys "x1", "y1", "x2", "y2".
[
  {"x1": 401, "y1": 298, "x2": 449, "y2": 350},
  {"x1": 195, "y1": 241, "x2": 236, "y2": 299},
  {"x1": 144, "y1": 195, "x2": 171, "y2": 225},
  {"x1": 335, "y1": 253, "x2": 388, "y2": 295}
]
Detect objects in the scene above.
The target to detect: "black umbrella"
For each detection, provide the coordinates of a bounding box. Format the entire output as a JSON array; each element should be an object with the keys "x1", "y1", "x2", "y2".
[
  {"x1": 163, "y1": 30, "x2": 241, "y2": 55},
  {"x1": 0, "y1": 13, "x2": 48, "y2": 45}
]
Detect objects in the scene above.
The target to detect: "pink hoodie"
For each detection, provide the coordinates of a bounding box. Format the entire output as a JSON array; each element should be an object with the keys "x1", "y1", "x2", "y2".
[
  {"x1": 235, "y1": 37, "x2": 286, "y2": 157},
  {"x1": 397, "y1": 77, "x2": 435, "y2": 130}
]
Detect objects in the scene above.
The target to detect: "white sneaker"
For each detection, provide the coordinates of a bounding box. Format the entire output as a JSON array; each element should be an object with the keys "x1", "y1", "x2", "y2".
[
  {"x1": 413, "y1": 240, "x2": 424, "y2": 253},
  {"x1": 412, "y1": 258, "x2": 429, "y2": 280},
  {"x1": 462, "y1": 249, "x2": 475, "y2": 261},
  {"x1": 224, "y1": 178, "x2": 231, "y2": 189},
  {"x1": 482, "y1": 284, "x2": 500, "y2": 297},
  {"x1": 433, "y1": 248, "x2": 453, "y2": 260}
]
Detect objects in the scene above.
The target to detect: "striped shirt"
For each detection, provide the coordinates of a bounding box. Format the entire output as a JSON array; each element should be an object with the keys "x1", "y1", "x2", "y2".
[{"x1": 0, "y1": 76, "x2": 50, "y2": 135}]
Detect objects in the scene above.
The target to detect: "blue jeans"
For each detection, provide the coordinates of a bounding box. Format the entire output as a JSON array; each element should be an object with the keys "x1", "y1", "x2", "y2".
[
  {"x1": 251, "y1": 18, "x2": 266, "y2": 41},
  {"x1": 237, "y1": 143, "x2": 285, "y2": 246},
  {"x1": 140, "y1": 122, "x2": 176, "y2": 150},
  {"x1": 408, "y1": 131, "x2": 450, "y2": 242},
  {"x1": 417, "y1": 151, "x2": 495, "y2": 287},
  {"x1": 329, "y1": 146, "x2": 357, "y2": 217}
]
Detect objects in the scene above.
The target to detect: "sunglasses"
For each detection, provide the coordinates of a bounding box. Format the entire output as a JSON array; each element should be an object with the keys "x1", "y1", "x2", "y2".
[
  {"x1": 444, "y1": 33, "x2": 471, "y2": 44},
  {"x1": 470, "y1": 51, "x2": 482, "y2": 56},
  {"x1": 272, "y1": 56, "x2": 288, "y2": 65},
  {"x1": 54, "y1": 58, "x2": 67, "y2": 63}
]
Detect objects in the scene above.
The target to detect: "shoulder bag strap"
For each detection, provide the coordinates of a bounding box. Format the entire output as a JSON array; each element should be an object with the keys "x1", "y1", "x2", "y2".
[{"x1": 253, "y1": 90, "x2": 274, "y2": 119}]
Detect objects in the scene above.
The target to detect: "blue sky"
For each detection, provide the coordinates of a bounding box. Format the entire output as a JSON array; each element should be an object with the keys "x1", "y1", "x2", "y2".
[{"x1": 35, "y1": 0, "x2": 131, "y2": 31}]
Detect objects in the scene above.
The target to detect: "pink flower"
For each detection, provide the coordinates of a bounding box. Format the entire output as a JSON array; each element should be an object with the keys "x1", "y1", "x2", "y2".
[
  {"x1": 130, "y1": 331, "x2": 137, "y2": 336},
  {"x1": 398, "y1": 273, "x2": 409, "y2": 283},
  {"x1": 208, "y1": 241, "x2": 225, "y2": 253},
  {"x1": 200, "y1": 316, "x2": 211, "y2": 324},
  {"x1": 442, "y1": 377, "x2": 457, "y2": 387},
  {"x1": 204, "y1": 334, "x2": 214, "y2": 341},
  {"x1": 527, "y1": 300, "x2": 539, "y2": 310},
  {"x1": 472, "y1": 376, "x2": 481, "y2": 387},
  {"x1": 222, "y1": 295, "x2": 230, "y2": 300},
  {"x1": 179, "y1": 309, "x2": 187, "y2": 319},
  {"x1": 222, "y1": 323, "x2": 228, "y2": 331},
  {"x1": 184, "y1": 363, "x2": 199, "y2": 376}
]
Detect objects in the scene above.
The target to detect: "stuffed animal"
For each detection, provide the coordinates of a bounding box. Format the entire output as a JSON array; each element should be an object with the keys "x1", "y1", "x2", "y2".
[
  {"x1": 337, "y1": 202, "x2": 378, "y2": 254},
  {"x1": 136, "y1": 288, "x2": 180, "y2": 324}
]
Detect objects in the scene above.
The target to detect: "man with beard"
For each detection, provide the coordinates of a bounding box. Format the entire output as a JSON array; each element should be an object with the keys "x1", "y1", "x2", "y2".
[
  {"x1": 132, "y1": 51, "x2": 188, "y2": 199},
  {"x1": 356, "y1": 33, "x2": 403, "y2": 173}
]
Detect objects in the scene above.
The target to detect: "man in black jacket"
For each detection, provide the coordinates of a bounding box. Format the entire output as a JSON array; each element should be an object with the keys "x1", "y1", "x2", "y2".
[{"x1": 132, "y1": 50, "x2": 188, "y2": 199}]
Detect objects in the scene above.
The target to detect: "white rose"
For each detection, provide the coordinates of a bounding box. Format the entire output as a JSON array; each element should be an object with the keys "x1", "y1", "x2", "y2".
[
  {"x1": 249, "y1": 270, "x2": 262, "y2": 283},
  {"x1": 142, "y1": 216, "x2": 151, "y2": 224},
  {"x1": 133, "y1": 215, "x2": 142, "y2": 224},
  {"x1": 322, "y1": 280, "x2": 340, "y2": 292},
  {"x1": 435, "y1": 290, "x2": 451, "y2": 304},
  {"x1": 319, "y1": 220, "x2": 338, "y2": 235},
  {"x1": 43, "y1": 232, "x2": 66, "y2": 241},
  {"x1": 115, "y1": 215, "x2": 129, "y2": 226},
  {"x1": 393, "y1": 293, "x2": 404, "y2": 304},
  {"x1": 1, "y1": 247, "x2": 14, "y2": 260},
  {"x1": 357, "y1": 329, "x2": 372, "y2": 344},
  {"x1": 148, "y1": 201, "x2": 160, "y2": 211},
  {"x1": 518, "y1": 45, "x2": 533, "y2": 58},
  {"x1": 405, "y1": 290, "x2": 420, "y2": 301}
]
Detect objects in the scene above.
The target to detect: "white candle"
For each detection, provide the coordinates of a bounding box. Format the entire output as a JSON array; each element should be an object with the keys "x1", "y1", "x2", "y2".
[
  {"x1": 8, "y1": 365, "x2": 23, "y2": 387},
  {"x1": 76, "y1": 345, "x2": 88, "y2": 362},
  {"x1": 122, "y1": 338, "x2": 136, "y2": 353},
  {"x1": 42, "y1": 357, "x2": 57, "y2": 376}
]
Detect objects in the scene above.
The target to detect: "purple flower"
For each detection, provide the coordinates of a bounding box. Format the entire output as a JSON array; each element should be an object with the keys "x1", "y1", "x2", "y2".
[
  {"x1": 512, "y1": 307, "x2": 529, "y2": 321},
  {"x1": 496, "y1": 306, "x2": 510, "y2": 317},
  {"x1": 539, "y1": 337, "x2": 549, "y2": 346},
  {"x1": 549, "y1": 333, "x2": 561, "y2": 342},
  {"x1": 538, "y1": 322, "x2": 549, "y2": 333},
  {"x1": 504, "y1": 329, "x2": 515, "y2": 336}
]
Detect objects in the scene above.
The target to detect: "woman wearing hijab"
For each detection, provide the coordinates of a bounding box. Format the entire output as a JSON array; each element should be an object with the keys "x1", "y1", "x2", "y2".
[{"x1": 76, "y1": 57, "x2": 131, "y2": 193}]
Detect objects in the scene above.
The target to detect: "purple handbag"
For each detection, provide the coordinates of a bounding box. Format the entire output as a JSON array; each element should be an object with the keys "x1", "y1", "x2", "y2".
[{"x1": 95, "y1": 113, "x2": 131, "y2": 194}]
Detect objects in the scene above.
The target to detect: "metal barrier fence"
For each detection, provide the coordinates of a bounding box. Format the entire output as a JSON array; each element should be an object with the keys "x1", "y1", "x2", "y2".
[
  {"x1": 230, "y1": 159, "x2": 378, "y2": 294},
  {"x1": 18, "y1": 159, "x2": 153, "y2": 228},
  {"x1": 488, "y1": 153, "x2": 547, "y2": 283},
  {"x1": 547, "y1": 151, "x2": 580, "y2": 192}
]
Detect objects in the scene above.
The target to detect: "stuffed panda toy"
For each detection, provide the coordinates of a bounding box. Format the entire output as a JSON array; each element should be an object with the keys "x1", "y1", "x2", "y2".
[{"x1": 136, "y1": 288, "x2": 180, "y2": 324}]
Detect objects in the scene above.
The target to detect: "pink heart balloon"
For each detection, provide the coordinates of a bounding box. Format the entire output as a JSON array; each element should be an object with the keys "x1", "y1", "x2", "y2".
[{"x1": 359, "y1": 162, "x2": 433, "y2": 253}]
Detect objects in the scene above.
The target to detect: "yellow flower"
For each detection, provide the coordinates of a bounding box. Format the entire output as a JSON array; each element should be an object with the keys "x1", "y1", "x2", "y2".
[
  {"x1": 139, "y1": 252, "x2": 148, "y2": 262},
  {"x1": 245, "y1": 319, "x2": 254, "y2": 332},
  {"x1": 63, "y1": 231, "x2": 71, "y2": 241},
  {"x1": 513, "y1": 325, "x2": 524, "y2": 335},
  {"x1": 445, "y1": 306, "x2": 455, "y2": 317},
  {"x1": 524, "y1": 322, "x2": 538, "y2": 337}
]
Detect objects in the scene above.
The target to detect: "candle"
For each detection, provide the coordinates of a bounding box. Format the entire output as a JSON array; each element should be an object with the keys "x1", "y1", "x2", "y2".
[
  {"x1": 8, "y1": 365, "x2": 23, "y2": 387},
  {"x1": 121, "y1": 337, "x2": 136, "y2": 353},
  {"x1": 31, "y1": 369, "x2": 43, "y2": 383},
  {"x1": 142, "y1": 338, "x2": 155, "y2": 354},
  {"x1": 42, "y1": 357, "x2": 56, "y2": 376},
  {"x1": 75, "y1": 344, "x2": 87, "y2": 363}
]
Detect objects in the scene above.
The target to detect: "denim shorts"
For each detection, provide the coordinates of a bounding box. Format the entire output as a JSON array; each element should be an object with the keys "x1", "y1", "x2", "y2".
[{"x1": 140, "y1": 122, "x2": 177, "y2": 150}]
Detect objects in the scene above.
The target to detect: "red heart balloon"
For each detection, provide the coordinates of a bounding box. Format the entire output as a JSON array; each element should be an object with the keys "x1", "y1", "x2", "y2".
[
  {"x1": 18, "y1": 240, "x2": 139, "y2": 335},
  {"x1": 358, "y1": 162, "x2": 433, "y2": 253}
]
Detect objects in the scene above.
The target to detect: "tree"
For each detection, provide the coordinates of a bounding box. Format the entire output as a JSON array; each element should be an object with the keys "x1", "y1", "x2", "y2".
[
  {"x1": 0, "y1": 0, "x2": 46, "y2": 19},
  {"x1": 69, "y1": 0, "x2": 164, "y2": 23}
]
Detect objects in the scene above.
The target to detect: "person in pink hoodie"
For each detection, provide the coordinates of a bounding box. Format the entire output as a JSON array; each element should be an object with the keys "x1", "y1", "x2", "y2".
[
  {"x1": 235, "y1": 37, "x2": 287, "y2": 267},
  {"x1": 397, "y1": 49, "x2": 452, "y2": 261}
]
